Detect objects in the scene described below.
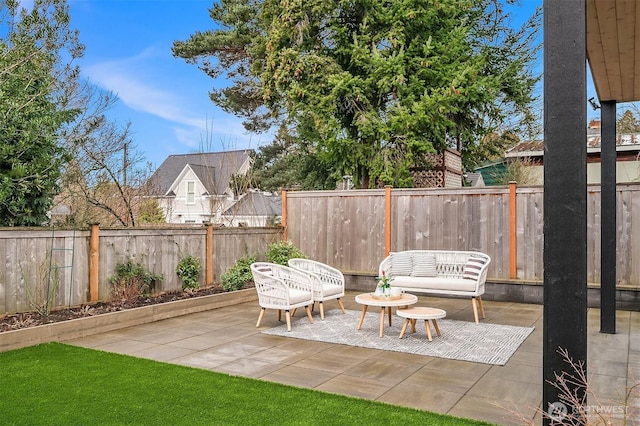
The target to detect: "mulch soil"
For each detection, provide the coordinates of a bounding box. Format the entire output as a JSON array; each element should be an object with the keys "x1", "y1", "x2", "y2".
[{"x1": 0, "y1": 285, "x2": 253, "y2": 333}]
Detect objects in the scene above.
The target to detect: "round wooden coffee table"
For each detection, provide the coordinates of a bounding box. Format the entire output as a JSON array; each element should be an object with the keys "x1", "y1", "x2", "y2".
[
  {"x1": 355, "y1": 293, "x2": 418, "y2": 337},
  {"x1": 397, "y1": 307, "x2": 447, "y2": 341}
]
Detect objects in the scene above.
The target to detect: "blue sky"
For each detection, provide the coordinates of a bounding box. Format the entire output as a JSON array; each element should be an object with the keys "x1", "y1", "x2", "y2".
[
  {"x1": 16, "y1": 0, "x2": 608, "y2": 169},
  {"x1": 65, "y1": 0, "x2": 265, "y2": 169}
]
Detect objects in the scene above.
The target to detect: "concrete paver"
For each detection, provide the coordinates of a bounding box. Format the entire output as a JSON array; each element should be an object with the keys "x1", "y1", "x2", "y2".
[{"x1": 65, "y1": 291, "x2": 640, "y2": 426}]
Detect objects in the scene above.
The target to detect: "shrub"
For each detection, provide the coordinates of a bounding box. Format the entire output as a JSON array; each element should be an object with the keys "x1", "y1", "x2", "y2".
[
  {"x1": 20, "y1": 252, "x2": 60, "y2": 316},
  {"x1": 221, "y1": 255, "x2": 257, "y2": 292},
  {"x1": 265, "y1": 240, "x2": 307, "y2": 265},
  {"x1": 109, "y1": 259, "x2": 163, "y2": 303},
  {"x1": 176, "y1": 255, "x2": 201, "y2": 290}
]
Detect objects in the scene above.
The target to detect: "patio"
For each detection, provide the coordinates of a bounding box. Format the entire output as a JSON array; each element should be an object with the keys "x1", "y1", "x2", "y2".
[{"x1": 64, "y1": 291, "x2": 640, "y2": 425}]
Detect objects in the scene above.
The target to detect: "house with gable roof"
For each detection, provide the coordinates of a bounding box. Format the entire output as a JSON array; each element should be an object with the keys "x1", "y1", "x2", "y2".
[
  {"x1": 147, "y1": 150, "x2": 253, "y2": 224},
  {"x1": 220, "y1": 189, "x2": 282, "y2": 227}
]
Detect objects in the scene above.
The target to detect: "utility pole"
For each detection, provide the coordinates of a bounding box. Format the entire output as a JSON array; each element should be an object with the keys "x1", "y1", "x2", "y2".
[{"x1": 123, "y1": 142, "x2": 128, "y2": 226}]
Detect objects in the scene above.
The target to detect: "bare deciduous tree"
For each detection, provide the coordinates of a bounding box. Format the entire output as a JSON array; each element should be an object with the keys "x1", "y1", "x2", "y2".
[{"x1": 54, "y1": 85, "x2": 159, "y2": 227}]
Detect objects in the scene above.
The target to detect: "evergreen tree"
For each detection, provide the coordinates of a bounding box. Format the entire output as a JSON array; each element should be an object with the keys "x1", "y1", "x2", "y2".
[
  {"x1": 0, "y1": 0, "x2": 83, "y2": 225},
  {"x1": 617, "y1": 109, "x2": 640, "y2": 134},
  {"x1": 175, "y1": 0, "x2": 540, "y2": 188}
]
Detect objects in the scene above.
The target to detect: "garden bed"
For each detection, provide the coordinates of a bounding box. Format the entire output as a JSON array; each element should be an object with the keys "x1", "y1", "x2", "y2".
[{"x1": 0, "y1": 287, "x2": 257, "y2": 352}]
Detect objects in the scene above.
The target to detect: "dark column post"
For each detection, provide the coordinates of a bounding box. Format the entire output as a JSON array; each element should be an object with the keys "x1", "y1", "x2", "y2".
[
  {"x1": 600, "y1": 100, "x2": 617, "y2": 334},
  {"x1": 543, "y1": 0, "x2": 588, "y2": 423}
]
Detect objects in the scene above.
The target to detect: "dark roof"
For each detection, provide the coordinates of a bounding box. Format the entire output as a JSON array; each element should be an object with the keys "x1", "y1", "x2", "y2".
[
  {"x1": 148, "y1": 150, "x2": 252, "y2": 196},
  {"x1": 472, "y1": 160, "x2": 507, "y2": 187},
  {"x1": 223, "y1": 191, "x2": 281, "y2": 216},
  {"x1": 506, "y1": 132, "x2": 640, "y2": 157},
  {"x1": 464, "y1": 172, "x2": 485, "y2": 187}
]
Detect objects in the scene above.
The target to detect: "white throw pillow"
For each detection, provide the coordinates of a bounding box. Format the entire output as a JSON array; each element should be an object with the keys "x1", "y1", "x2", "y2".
[
  {"x1": 389, "y1": 252, "x2": 413, "y2": 276},
  {"x1": 411, "y1": 254, "x2": 437, "y2": 277}
]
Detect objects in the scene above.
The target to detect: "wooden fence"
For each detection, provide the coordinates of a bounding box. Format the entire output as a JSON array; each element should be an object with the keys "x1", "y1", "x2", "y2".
[
  {"x1": 2, "y1": 182, "x2": 639, "y2": 316},
  {"x1": 0, "y1": 226, "x2": 282, "y2": 315},
  {"x1": 284, "y1": 183, "x2": 640, "y2": 289}
]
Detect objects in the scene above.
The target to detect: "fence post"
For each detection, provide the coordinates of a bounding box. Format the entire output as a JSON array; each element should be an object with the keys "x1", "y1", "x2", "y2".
[
  {"x1": 89, "y1": 223, "x2": 100, "y2": 302},
  {"x1": 509, "y1": 181, "x2": 517, "y2": 279},
  {"x1": 385, "y1": 186, "x2": 392, "y2": 257},
  {"x1": 205, "y1": 223, "x2": 213, "y2": 287},
  {"x1": 282, "y1": 190, "x2": 288, "y2": 241}
]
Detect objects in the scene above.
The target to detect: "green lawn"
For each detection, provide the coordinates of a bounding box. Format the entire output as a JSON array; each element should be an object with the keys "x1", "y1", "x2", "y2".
[{"x1": 0, "y1": 343, "x2": 493, "y2": 425}]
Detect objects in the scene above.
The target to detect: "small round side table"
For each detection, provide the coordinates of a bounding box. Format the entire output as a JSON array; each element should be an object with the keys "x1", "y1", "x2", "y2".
[{"x1": 396, "y1": 307, "x2": 446, "y2": 341}]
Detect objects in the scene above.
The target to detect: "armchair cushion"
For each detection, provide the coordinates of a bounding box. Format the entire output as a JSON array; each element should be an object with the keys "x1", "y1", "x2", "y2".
[{"x1": 321, "y1": 283, "x2": 343, "y2": 297}]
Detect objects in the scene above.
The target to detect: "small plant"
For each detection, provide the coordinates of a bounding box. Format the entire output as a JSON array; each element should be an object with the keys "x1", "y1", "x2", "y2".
[
  {"x1": 265, "y1": 240, "x2": 307, "y2": 265},
  {"x1": 20, "y1": 251, "x2": 60, "y2": 317},
  {"x1": 376, "y1": 270, "x2": 394, "y2": 290},
  {"x1": 176, "y1": 255, "x2": 201, "y2": 290},
  {"x1": 221, "y1": 255, "x2": 257, "y2": 291},
  {"x1": 109, "y1": 258, "x2": 163, "y2": 304},
  {"x1": 74, "y1": 305, "x2": 96, "y2": 317}
]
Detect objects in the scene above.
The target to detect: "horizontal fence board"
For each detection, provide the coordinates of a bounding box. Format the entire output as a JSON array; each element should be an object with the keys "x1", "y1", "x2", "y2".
[
  {"x1": 286, "y1": 184, "x2": 640, "y2": 290},
  {"x1": 0, "y1": 226, "x2": 282, "y2": 315},
  {"x1": 2, "y1": 183, "x2": 640, "y2": 316}
]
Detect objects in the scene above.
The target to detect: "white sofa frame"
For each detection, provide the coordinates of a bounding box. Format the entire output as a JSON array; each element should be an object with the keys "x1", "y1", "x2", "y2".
[{"x1": 378, "y1": 250, "x2": 491, "y2": 324}]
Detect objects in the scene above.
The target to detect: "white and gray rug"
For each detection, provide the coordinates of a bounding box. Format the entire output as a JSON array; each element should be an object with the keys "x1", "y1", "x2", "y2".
[{"x1": 262, "y1": 309, "x2": 534, "y2": 366}]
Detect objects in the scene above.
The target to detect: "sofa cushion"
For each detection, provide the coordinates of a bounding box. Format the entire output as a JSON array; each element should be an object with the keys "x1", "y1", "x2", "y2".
[
  {"x1": 392, "y1": 276, "x2": 477, "y2": 292},
  {"x1": 389, "y1": 251, "x2": 413, "y2": 276},
  {"x1": 411, "y1": 254, "x2": 437, "y2": 277},
  {"x1": 462, "y1": 255, "x2": 487, "y2": 280}
]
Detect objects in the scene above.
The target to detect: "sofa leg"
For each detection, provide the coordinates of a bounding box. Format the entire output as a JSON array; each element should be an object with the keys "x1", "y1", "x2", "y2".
[
  {"x1": 472, "y1": 298, "x2": 480, "y2": 324},
  {"x1": 337, "y1": 298, "x2": 346, "y2": 313},
  {"x1": 285, "y1": 310, "x2": 292, "y2": 331},
  {"x1": 319, "y1": 301, "x2": 325, "y2": 320},
  {"x1": 477, "y1": 296, "x2": 485, "y2": 319}
]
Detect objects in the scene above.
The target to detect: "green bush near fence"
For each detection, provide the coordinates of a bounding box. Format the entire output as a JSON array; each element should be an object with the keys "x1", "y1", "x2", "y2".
[
  {"x1": 109, "y1": 258, "x2": 163, "y2": 303},
  {"x1": 265, "y1": 240, "x2": 307, "y2": 265},
  {"x1": 221, "y1": 255, "x2": 257, "y2": 291},
  {"x1": 175, "y1": 255, "x2": 201, "y2": 290}
]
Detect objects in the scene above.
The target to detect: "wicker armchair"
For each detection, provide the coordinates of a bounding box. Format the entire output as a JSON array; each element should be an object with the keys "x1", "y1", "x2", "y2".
[
  {"x1": 288, "y1": 258, "x2": 346, "y2": 320},
  {"x1": 250, "y1": 262, "x2": 314, "y2": 331}
]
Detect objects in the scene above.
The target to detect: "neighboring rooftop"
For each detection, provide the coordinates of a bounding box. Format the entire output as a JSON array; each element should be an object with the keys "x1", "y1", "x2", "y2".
[
  {"x1": 222, "y1": 190, "x2": 281, "y2": 217},
  {"x1": 149, "y1": 150, "x2": 253, "y2": 196}
]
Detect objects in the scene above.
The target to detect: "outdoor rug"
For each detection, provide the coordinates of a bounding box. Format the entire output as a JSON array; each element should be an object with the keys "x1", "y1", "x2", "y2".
[{"x1": 262, "y1": 309, "x2": 534, "y2": 366}]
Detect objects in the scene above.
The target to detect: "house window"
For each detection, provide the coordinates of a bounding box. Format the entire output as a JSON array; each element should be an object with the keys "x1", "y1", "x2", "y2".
[{"x1": 186, "y1": 181, "x2": 195, "y2": 205}]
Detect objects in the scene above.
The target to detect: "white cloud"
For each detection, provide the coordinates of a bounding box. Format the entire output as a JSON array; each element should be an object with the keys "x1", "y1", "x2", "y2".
[
  {"x1": 85, "y1": 50, "x2": 208, "y2": 130},
  {"x1": 84, "y1": 48, "x2": 270, "y2": 155}
]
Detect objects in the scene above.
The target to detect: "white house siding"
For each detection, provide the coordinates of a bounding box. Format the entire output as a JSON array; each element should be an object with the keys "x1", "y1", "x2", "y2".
[
  {"x1": 511, "y1": 161, "x2": 640, "y2": 186},
  {"x1": 167, "y1": 168, "x2": 216, "y2": 224}
]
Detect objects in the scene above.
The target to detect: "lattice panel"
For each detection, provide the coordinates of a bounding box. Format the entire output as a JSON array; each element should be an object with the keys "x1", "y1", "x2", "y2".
[
  {"x1": 413, "y1": 149, "x2": 462, "y2": 188},
  {"x1": 412, "y1": 169, "x2": 445, "y2": 188}
]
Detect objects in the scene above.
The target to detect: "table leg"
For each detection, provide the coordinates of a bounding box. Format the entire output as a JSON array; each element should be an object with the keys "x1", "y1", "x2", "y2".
[
  {"x1": 357, "y1": 305, "x2": 368, "y2": 330},
  {"x1": 379, "y1": 307, "x2": 385, "y2": 337},
  {"x1": 387, "y1": 306, "x2": 392, "y2": 326},
  {"x1": 425, "y1": 320, "x2": 433, "y2": 341},
  {"x1": 410, "y1": 318, "x2": 417, "y2": 333},
  {"x1": 399, "y1": 319, "x2": 410, "y2": 338},
  {"x1": 432, "y1": 319, "x2": 441, "y2": 336}
]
